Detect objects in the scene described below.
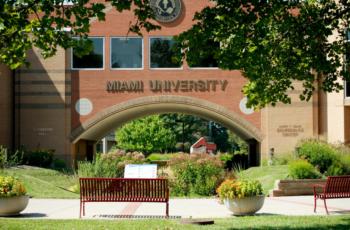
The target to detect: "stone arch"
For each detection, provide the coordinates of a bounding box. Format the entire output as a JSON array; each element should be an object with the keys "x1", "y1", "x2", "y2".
[{"x1": 71, "y1": 95, "x2": 263, "y2": 143}]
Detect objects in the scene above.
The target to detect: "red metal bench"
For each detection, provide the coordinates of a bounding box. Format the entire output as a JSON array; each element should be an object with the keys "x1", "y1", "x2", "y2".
[
  {"x1": 79, "y1": 178, "x2": 169, "y2": 218},
  {"x1": 313, "y1": 175, "x2": 350, "y2": 214}
]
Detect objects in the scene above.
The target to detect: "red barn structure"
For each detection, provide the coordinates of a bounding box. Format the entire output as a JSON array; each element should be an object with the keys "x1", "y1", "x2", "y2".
[{"x1": 190, "y1": 137, "x2": 217, "y2": 154}]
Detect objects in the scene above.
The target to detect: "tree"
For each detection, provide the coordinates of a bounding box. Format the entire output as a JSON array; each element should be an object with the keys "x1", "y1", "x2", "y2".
[
  {"x1": 227, "y1": 131, "x2": 248, "y2": 155},
  {"x1": 160, "y1": 113, "x2": 208, "y2": 152},
  {"x1": 160, "y1": 113, "x2": 237, "y2": 153},
  {"x1": 4, "y1": 1, "x2": 349, "y2": 109},
  {"x1": 115, "y1": 115, "x2": 176, "y2": 154},
  {"x1": 174, "y1": 0, "x2": 350, "y2": 108},
  {"x1": 0, "y1": 0, "x2": 158, "y2": 69}
]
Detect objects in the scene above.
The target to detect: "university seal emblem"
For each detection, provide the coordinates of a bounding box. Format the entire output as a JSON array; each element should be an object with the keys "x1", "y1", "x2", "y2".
[{"x1": 150, "y1": 0, "x2": 182, "y2": 23}]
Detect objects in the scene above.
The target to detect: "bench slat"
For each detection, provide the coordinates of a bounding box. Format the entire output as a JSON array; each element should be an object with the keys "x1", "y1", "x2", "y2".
[
  {"x1": 314, "y1": 175, "x2": 350, "y2": 214},
  {"x1": 79, "y1": 178, "x2": 169, "y2": 217}
]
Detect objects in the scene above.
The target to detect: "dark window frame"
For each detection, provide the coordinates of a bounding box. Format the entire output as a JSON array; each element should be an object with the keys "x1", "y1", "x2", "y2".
[
  {"x1": 71, "y1": 36, "x2": 105, "y2": 70},
  {"x1": 188, "y1": 41, "x2": 220, "y2": 69},
  {"x1": 110, "y1": 36, "x2": 144, "y2": 70},
  {"x1": 149, "y1": 36, "x2": 182, "y2": 69},
  {"x1": 345, "y1": 30, "x2": 350, "y2": 98}
]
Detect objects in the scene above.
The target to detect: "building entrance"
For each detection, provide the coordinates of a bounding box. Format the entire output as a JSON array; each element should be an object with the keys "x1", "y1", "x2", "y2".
[{"x1": 71, "y1": 95, "x2": 262, "y2": 166}]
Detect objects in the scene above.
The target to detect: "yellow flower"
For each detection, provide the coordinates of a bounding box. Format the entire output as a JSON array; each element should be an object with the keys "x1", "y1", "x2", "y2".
[{"x1": 0, "y1": 176, "x2": 26, "y2": 197}]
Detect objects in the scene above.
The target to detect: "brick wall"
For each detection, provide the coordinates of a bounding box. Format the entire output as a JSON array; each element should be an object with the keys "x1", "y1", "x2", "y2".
[{"x1": 0, "y1": 64, "x2": 13, "y2": 148}]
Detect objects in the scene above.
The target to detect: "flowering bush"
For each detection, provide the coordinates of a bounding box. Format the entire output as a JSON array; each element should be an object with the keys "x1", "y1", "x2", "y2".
[
  {"x1": 288, "y1": 159, "x2": 321, "y2": 179},
  {"x1": 77, "y1": 149, "x2": 146, "y2": 178},
  {"x1": 0, "y1": 176, "x2": 26, "y2": 198},
  {"x1": 216, "y1": 179, "x2": 263, "y2": 201},
  {"x1": 168, "y1": 153, "x2": 225, "y2": 196}
]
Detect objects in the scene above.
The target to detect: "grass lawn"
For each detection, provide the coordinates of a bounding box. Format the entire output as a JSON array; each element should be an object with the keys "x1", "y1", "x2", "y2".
[
  {"x1": 0, "y1": 165, "x2": 288, "y2": 198},
  {"x1": 0, "y1": 216, "x2": 350, "y2": 229},
  {"x1": 0, "y1": 166, "x2": 78, "y2": 199},
  {"x1": 238, "y1": 165, "x2": 289, "y2": 194}
]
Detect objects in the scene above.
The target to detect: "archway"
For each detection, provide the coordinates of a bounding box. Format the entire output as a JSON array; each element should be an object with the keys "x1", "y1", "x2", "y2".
[{"x1": 71, "y1": 95, "x2": 263, "y2": 166}]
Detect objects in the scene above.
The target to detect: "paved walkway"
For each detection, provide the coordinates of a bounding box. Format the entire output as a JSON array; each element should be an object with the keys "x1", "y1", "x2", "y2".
[{"x1": 17, "y1": 196, "x2": 350, "y2": 219}]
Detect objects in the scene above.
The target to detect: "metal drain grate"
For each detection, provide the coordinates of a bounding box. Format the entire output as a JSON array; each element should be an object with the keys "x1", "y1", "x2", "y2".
[{"x1": 93, "y1": 214, "x2": 182, "y2": 219}]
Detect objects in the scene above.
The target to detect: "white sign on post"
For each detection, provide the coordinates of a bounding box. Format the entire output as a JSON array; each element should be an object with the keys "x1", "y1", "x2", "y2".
[{"x1": 124, "y1": 164, "x2": 158, "y2": 178}]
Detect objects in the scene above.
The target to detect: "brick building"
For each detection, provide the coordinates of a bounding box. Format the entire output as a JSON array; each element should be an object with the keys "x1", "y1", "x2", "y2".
[{"x1": 1, "y1": 0, "x2": 349, "y2": 167}]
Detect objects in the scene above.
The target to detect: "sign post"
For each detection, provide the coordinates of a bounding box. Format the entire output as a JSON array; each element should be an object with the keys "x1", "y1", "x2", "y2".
[{"x1": 124, "y1": 164, "x2": 158, "y2": 178}]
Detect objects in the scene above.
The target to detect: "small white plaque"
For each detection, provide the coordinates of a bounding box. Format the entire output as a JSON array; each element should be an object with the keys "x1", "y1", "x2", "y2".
[
  {"x1": 239, "y1": 97, "x2": 254, "y2": 115},
  {"x1": 124, "y1": 164, "x2": 158, "y2": 178},
  {"x1": 75, "y1": 98, "x2": 93, "y2": 116}
]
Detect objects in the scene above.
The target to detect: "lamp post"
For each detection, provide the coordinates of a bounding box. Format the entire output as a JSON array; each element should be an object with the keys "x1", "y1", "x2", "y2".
[
  {"x1": 208, "y1": 121, "x2": 213, "y2": 142},
  {"x1": 176, "y1": 118, "x2": 185, "y2": 152}
]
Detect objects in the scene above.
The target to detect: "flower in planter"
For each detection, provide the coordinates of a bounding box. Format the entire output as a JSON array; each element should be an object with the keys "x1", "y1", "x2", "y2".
[
  {"x1": 216, "y1": 178, "x2": 263, "y2": 201},
  {"x1": 0, "y1": 176, "x2": 26, "y2": 198},
  {"x1": 217, "y1": 178, "x2": 265, "y2": 215}
]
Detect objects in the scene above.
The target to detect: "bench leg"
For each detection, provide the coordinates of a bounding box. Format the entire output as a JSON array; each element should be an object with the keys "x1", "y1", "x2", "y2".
[
  {"x1": 323, "y1": 199, "x2": 329, "y2": 215},
  {"x1": 166, "y1": 202, "x2": 169, "y2": 218},
  {"x1": 80, "y1": 201, "x2": 85, "y2": 218},
  {"x1": 314, "y1": 196, "x2": 317, "y2": 213},
  {"x1": 83, "y1": 202, "x2": 86, "y2": 216}
]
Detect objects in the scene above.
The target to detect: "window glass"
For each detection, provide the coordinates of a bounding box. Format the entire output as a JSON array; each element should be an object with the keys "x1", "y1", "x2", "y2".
[
  {"x1": 111, "y1": 37, "x2": 142, "y2": 69},
  {"x1": 63, "y1": 0, "x2": 73, "y2": 5},
  {"x1": 72, "y1": 37, "x2": 104, "y2": 69},
  {"x1": 346, "y1": 81, "x2": 350, "y2": 98},
  {"x1": 188, "y1": 40, "x2": 219, "y2": 68},
  {"x1": 150, "y1": 37, "x2": 181, "y2": 68},
  {"x1": 345, "y1": 29, "x2": 350, "y2": 97}
]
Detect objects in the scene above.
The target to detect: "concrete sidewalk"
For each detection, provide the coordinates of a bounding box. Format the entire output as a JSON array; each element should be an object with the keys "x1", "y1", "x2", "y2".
[{"x1": 17, "y1": 196, "x2": 350, "y2": 219}]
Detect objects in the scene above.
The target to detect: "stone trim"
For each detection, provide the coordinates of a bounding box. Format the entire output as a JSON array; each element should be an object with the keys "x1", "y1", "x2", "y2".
[
  {"x1": 70, "y1": 95, "x2": 263, "y2": 142},
  {"x1": 270, "y1": 179, "x2": 327, "y2": 196},
  {"x1": 16, "y1": 103, "x2": 70, "y2": 109},
  {"x1": 15, "y1": 92, "x2": 71, "y2": 96},
  {"x1": 19, "y1": 69, "x2": 71, "y2": 74},
  {"x1": 15, "y1": 80, "x2": 71, "y2": 85}
]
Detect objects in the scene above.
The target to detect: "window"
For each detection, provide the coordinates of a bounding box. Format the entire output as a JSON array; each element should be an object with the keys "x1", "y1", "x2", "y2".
[
  {"x1": 63, "y1": 0, "x2": 73, "y2": 5},
  {"x1": 72, "y1": 37, "x2": 104, "y2": 69},
  {"x1": 345, "y1": 30, "x2": 350, "y2": 97},
  {"x1": 188, "y1": 40, "x2": 219, "y2": 68},
  {"x1": 345, "y1": 81, "x2": 350, "y2": 98},
  {"x1": 150, "y1": 37, "x2": 181, "y2": 68},
  {"x1": 111, "y1": 37, "x2": 143, "y2": 69}
]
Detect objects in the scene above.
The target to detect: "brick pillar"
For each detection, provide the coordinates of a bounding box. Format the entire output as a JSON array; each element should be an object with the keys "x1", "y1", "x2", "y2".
[{"x1": 0, "y1": 64, "x2": 13, "y2": 149}]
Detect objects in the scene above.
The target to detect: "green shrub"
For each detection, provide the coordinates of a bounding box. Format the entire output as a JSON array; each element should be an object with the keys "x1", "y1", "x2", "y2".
[
  {"x1": 296, "y1": 139, "x2": 337, "y2": 173},
  {"x1": 77, "y1": 150, "x2": 146, "y2": 178},
  {"x1": 272, "y1": 153, "x2": 295, "y2": 165},
  {"x1": 22, "y1": 149, "x2": 54, "y2": 168},
  {"x1": 218, "y1": 153, "x2": 233, "y2": 169},
  {"x1": 332, "y1": 146, "x2": 350, "y2": 175},
  {"x1": 52, "y1": 158, "x2": 67, "y2": 170},
  {"x1": 147, "y1": 153, "x2": 178, "y2": 162},
  {"x1": 0, "y1": 146, "x2": 7, "y2": 169},
  {"x1": 340, "y1": 154, "x2": 350, "y2": 174},
  {"x1": 325, "y1": 158, "x2": 350, "y2": 176},
  {"x1": 7, "y1": 148, "x2": 24, "y2": 166},
  {"x1": 168, "y1": 153, "x2": 225, "y2": 196},
  {"x1": 288, "y1": 160, "x2": 321, "y2": 179}
]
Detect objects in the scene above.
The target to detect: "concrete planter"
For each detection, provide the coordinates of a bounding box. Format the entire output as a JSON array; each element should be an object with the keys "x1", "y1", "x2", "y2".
[
  {"x1": 0, "y1": 195, "x2": 29, "y2": 216},
  {"x1": 224, "y1": 195, "x2": 265, "y2": 216},
  {"x1": 270, "y1": 179, "x2": 327, "y2": 196}
]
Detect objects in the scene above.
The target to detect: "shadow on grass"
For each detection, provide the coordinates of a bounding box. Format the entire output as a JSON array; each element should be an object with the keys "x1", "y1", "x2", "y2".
[
  {"x1": 1, "y1": 213, "x2": 47, "y2": 218},
  {"x1": 240, "y1": 213, "x2": 282, "y2": 216},
  {"x1": 333, "y1": 210, "x2": 350, "y2": 215},
  {"x1": 224, "y1": 216, "x2": 350, "y2": 230}
]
